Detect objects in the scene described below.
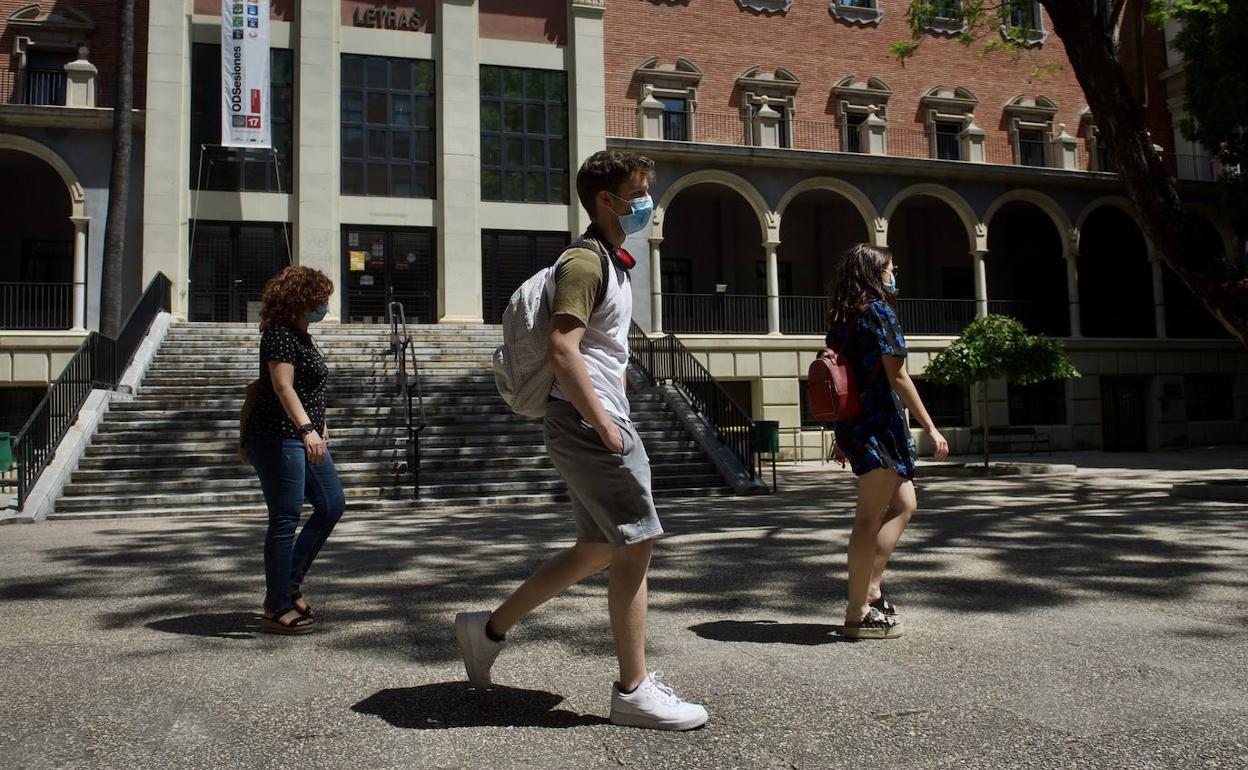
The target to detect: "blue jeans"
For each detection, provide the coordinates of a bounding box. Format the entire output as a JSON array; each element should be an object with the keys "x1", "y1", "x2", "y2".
[{"x1": 247, "y1": 438, "x2": 346, "y2": 613}]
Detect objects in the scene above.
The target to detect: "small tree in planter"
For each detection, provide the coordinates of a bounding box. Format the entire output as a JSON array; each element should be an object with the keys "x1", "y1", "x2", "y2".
[{"x1": 924, "y1": 315, "x2": 1080, "y2": 467}]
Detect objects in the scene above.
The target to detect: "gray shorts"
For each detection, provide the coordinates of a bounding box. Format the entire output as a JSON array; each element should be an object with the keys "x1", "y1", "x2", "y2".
[{"x1": 543, "y1": 399, "x2": 663, "y2": 547}]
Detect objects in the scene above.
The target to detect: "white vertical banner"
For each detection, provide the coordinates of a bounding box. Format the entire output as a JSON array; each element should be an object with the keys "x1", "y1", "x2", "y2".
[{"x1": 221, "y1": 0, "x2": 271, "y2": 148}]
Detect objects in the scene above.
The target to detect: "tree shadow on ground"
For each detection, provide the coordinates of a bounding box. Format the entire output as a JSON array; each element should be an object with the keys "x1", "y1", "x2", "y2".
[
  {"x1": 6, "y1": 450, "x2": 1247, "y2": 661},
  {"x1": 352, "y1": 683, "x2": 608, "y2": 729},
  {"x1": 146, "y1": 612, "x2": 259, "y2": 639},
  {"x1": 689, "y1": 619, "x2": 844, "y2": 646}
]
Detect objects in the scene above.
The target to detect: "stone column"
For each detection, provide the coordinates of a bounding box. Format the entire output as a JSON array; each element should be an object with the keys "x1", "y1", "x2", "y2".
[
  {"x1": 71, "y1": 217, "x2": 89, "y2": 330},
  {"x1": 649, "y1": 237, "x2": 663, "y2": 333},
  {"x1": 863, "y1": 105, "x2": 887, "y2": 155},
  {"x1": 961, "y1": 114, "x2": 986, "y2": 163},
  {"x1": 1064, "y1": 231, "x2": 1081, "y2": 337},
  {"x1": 752, "y1": 98, "x2": 782, "y2": 148},
  {"x1": 1051, "y1": 123, "x2": 1079, "y2": 170},
  {"x1": 63, "y1": 47, "x2": 97, "y2": 108},
  {"x1": 1149, "y1": 244, "x2": 1167, "y2": 338},
  {"x1": 638, "y1": 84, "x2": 664, "y2": 139},
  {"x1": 141, "y1": 0, "x2": 191, "y2": 319},
  {"x1": 436, "y1": 0, "x2": 484, "y2": 323},
  {"x1": 971, "y1": 249, "x2": 988, "y2": 318},
  {"x1": 295, "y1": 2, "x2": 341, "y2": 320},
  {"x1": 568, "y1": 0, "x2": 606, "y2": 235},
  {"x1": 765, "y1": 241, "x2": 781, "y2": 335}
]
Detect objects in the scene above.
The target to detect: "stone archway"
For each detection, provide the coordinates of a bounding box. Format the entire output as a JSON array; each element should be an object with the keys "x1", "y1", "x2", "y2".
[{"x1": 0, "y1": 134, "x2": 88, "y2": 330}]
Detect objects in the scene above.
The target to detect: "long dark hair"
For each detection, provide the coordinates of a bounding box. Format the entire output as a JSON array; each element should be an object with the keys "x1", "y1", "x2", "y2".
[{"x1": 826, "y1": 243, "x2": 892, "y2": 325}]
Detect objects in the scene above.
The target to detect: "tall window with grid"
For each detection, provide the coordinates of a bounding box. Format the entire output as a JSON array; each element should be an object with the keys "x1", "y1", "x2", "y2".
[
  {"x1": 340, "y1": 55, "x2": 436, "y2": 198},
  {"x1": 190, "y1": 45, "x2": 294, "y2": 192},
  {"x1": 480, "y1": 66, "x2": 570, "y2": 203}
]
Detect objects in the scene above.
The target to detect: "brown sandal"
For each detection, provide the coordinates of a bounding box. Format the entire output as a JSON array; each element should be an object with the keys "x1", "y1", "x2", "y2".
[
  {"x1": 261, "y1": 608, "x2": 315, "y2": 635},
  {"x1": 291, "y1": 590, "x2": 315, "y2": 619}
]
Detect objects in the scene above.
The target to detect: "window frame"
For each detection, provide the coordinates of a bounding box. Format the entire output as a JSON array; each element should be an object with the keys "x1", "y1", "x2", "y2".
[
  {"x1": 479, "y1": 65, "x2": 570, "y2": 205},
  {"x1": 1183, "y1": 375, "x2": 1235, "y2": 422},
  {"x1": 190, "y1": 44, "x2": 295, "y2": 193},
  {"x1": 1007, "y1": 380, "x2": 1068, "y2": 426},
  {"x1": 340, "y1": 53, "x2": 437, "y2": 199}
]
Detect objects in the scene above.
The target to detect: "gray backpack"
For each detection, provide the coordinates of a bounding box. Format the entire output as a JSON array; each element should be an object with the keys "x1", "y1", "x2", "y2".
[{"x1": 493, "y1": 238, "x2": 610, "y2": 418}]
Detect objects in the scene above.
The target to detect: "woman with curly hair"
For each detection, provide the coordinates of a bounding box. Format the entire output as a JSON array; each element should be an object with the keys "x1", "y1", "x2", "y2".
[
  {"x1": 242, "y1": 266, "x2": 344, "y2": 635},
  {"x1": 825, "y1": 244, "x2": 948, "y2": 639}
]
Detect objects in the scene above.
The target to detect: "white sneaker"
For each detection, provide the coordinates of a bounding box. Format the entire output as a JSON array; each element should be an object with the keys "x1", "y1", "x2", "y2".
[
  {"x1": 454, "y1": 611, "x2": 505, "y2": 687},
  {"x1": 609, "y1": 672, "x2": 709, "y2": 731}
]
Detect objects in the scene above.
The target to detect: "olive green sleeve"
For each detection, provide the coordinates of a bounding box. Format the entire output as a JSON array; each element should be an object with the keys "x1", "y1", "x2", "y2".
[{"x1": 550, "y1": 248, "x2": 603, "y2": 326}]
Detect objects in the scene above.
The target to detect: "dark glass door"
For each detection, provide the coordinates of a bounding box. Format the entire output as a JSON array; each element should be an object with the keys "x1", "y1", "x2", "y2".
[
  {"x1": 1100, "y1": 376, "x2": 1148, "y2": 451},
  {"x1": 189, "y1": 222, "x2": 289, "y2": 322},
  {"x1": 341, "y1": 227, "x2": 436, "y2": 324}
]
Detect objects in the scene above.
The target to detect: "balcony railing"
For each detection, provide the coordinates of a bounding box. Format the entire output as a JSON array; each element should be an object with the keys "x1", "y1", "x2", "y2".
[
  {"x1": 23, "y1": 69, "x2": 67, "y2": 106},
  {"x1": 608, "y1": 107, "x2": 1042, "y2": 168},
  {"x1": 673, "y1": 294, "x2": 1068, "y2": 337},
  {"x1": 662, "y1": 293, "x2": 769, "y2": 334},
  {"x1": 0, "y1": 283, "x2": 73, "y2": 330}
]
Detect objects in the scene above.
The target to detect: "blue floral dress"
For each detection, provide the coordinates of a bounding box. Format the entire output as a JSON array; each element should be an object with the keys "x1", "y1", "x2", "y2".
[{"x1": 828, "y1": 300, "x2": 916, "y2": 480}]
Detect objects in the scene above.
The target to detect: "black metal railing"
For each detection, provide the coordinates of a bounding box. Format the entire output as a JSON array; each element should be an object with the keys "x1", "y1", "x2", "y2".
[
  {"x1": 628, "y1": 321, "x2": 755, "y2": 480},
  {"x1": 23, "y1": 69, "x2": 66, "y2": 106},
  {"x1": 662, "y1": 293, "x2": 769, "y2": 334},
  {"x1": 387, "y1": 295, "x2": 426, "y2": 500},
  {"x1": 0, "y1": 283, "x2": 73, "y2": 330},
  {"x1": 12, "y1": 273, "x2": 172, "y2": 509}
]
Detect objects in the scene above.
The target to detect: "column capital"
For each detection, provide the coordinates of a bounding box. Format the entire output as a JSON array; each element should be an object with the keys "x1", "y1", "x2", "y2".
[
  {"x1": 764, "y1": 240, "x2": 781, "y2": 251},
  {"x1": 70, "y1": 216, "x2": 90, "y2": 227},
  {"x1": 570, "y1": 0, "x2": 605, "y2": 14},
  {"x1": 648, "y1": 235, "x2": 664, "y2": 247}
]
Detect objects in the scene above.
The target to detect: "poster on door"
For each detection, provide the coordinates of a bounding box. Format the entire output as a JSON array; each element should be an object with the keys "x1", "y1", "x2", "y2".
[
  {"x1": 349, "y1": 251, "x2": 367, "y2": 272},
  {"x1": 221, "y1": 0, "x2": 271, "y2": 148}
]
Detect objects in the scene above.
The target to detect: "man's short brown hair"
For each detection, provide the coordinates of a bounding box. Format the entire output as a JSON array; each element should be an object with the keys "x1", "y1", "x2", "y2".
[{"x1": 575, "y1": 150, "x2": 655, "y2": 215}]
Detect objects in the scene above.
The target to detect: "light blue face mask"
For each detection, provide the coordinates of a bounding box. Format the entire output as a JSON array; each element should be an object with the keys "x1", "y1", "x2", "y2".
[
  {"x1": 883, "y1": 277, "x2": 897, "y2": 296},
  {"x1": 610, "y1": 193, "x2": 654, "y2": 235},
  {"x1": 305, "y1": 303, "x2": 329, "y2": 323}
]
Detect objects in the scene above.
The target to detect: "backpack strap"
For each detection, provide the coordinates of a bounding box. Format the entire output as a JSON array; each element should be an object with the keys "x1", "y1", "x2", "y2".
[{"x1": 834, "y1": 314, "x2": 884, "y2": 392}]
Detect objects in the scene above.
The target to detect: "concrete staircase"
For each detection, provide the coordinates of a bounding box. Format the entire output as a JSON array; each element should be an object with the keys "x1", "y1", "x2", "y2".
[{"x1": 51, "y1": 323, "x2": 731, "y2": 519}]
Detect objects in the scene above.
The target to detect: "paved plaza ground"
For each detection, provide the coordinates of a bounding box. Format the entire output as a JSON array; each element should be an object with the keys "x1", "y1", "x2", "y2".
[{"x1": 1, "y1": 449, "x2": 1246, "y2": 769}]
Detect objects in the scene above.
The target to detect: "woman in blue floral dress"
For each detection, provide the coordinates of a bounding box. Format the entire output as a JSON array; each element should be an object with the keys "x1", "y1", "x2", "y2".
[{"x1": 826, "y1": 244, "x2": 949, "y2": 639}]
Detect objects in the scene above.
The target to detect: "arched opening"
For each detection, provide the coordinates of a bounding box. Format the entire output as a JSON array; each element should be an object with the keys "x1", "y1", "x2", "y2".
[
  {"x1": 986, "y1": 200, "x2": 1069, "y2": 336},
  {"x1": 887, "y1": 194, "x2": 975, "y2": 334},
  {"x1": 1162, "y1": 216, "x2": 1231, "y2": 339},
  {"x1": 660, "y1": 183, "x2": 767, "y2": 333},
  {"x1": 0, "y1": 148, "x2": 75, "y2": 330},
  {"x1": 1078, "y1": 206, "x2": 1154, "y2": 338},
  {"x1": 777, "y1": 188, "x2": 870, "y2": 333}
]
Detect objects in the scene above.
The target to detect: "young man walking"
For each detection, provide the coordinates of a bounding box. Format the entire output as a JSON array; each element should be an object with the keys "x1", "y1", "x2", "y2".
[{"x1": 455, "y1": 150, "x2": 708, "y2": 731}]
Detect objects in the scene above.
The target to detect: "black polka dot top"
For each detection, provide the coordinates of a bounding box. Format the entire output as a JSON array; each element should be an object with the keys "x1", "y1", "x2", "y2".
[{"x1": 245, "y1": 324, "x2": 329, "y2": 440}]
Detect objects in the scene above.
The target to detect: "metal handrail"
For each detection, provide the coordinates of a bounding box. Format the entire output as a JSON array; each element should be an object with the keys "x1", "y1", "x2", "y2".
[
  {"x1": 628, "y1": 321, "x2": 756, "y2": 480},
  {"x1": 387, "y1": 295, "x2": 426, "y2": 500},
  {"x1": 12, "y1": 273, "x2": 172, "y2": 508}
]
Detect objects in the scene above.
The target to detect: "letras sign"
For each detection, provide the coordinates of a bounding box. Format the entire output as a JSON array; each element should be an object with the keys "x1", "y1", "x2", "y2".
[{"x1": 353, "y1": 6, "x2": 423, "y2": 30}]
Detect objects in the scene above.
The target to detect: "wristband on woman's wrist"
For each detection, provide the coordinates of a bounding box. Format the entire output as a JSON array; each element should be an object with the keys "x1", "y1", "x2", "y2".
[{"x1": 298, "y1": 422, "x2": 316, "y2": 436}]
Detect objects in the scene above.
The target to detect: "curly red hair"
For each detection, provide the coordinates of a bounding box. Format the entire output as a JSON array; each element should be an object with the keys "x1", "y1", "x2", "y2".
[{"x1": 259, "y1": 266, "x2": 333, "y2": 329}]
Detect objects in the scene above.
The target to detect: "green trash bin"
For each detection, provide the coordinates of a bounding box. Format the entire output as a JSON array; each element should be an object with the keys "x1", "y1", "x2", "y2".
[
  {"x1": 750, "y1": 421, "x2": 780, "y2": 492},
  {"x1": 750, "y1": 421, "x2": 780, "y2": 454},
  {"x1": 0, "y1": 432, "x2": 13, "y2": 490}
]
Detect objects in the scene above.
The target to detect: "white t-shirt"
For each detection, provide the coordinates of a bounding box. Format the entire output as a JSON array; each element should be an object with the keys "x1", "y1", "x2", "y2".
[{"x1": 548, "y1": 239, "x2": 632, "y2": 420}]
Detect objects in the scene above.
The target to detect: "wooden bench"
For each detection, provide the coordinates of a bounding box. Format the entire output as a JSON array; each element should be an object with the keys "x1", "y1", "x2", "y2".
[{"x1": 966, "y1": 426, "x2": 1052, "y2": 455}]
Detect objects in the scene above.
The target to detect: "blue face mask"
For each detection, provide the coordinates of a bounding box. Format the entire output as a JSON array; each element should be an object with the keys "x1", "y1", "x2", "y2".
[
  {"x1": 883, "y1": 277, "x2": 897, "y2": 296},
  {"x1": 305, "y1": 303, "x2": 329, "y2": 323},
  {"x1": 611, "y1": 193, "x2": 654, "y2": 236}
]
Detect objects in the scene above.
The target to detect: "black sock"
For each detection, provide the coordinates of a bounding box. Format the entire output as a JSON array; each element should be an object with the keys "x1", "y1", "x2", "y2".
[
  {"x1": 617, "y1": 681, "x2": 638, "y2": 695},
  {"x1": 484, "y1": 619, "x2": 505, "y2": 643}
]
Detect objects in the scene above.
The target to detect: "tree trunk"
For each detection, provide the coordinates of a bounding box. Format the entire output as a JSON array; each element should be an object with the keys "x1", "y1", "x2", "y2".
[
  {"x1": 100, "y1": 0, "x2": 136, "y2": 339},
  {"x1": 980, "y1": 381, "x2": 990, "y2": 469},
  {"x1": 1043, "y1": 1, "x2": 1247, "y2": 346}
]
